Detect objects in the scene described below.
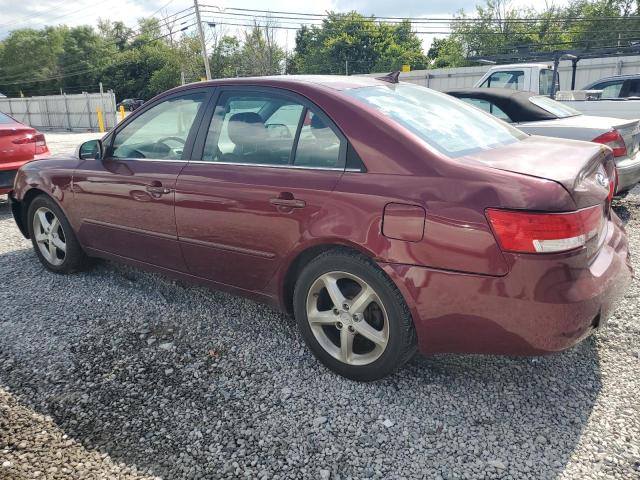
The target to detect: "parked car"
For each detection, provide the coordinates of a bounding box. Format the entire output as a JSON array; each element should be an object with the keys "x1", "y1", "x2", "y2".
[
  {"x1": 116, "y1": 98, "x2": 144, "y2": 111},
  {"x1": 446, "y1": 88, "x2": 640, "y2": 193},
  {"x1": 583, "y1": 74, "x2": 640, "y2": 99},
  {"x1": 473, "y1": 63, "x2": 640, "y2": 119},
  {"x1": 0, "y1": 112, "x2": 50, "y2": 195},
  {"x1": 8, "y1": 76, "x2": 632, "y2": 381}
]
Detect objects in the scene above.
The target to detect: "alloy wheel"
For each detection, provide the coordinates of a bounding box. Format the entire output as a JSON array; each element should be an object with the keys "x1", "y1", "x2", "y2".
[
  {"x1": 32, "y1": 207, "x2": 66, "y2": 267},
  {"x1": 305, "y1": 271, "x2": 389, "y2": 366}
]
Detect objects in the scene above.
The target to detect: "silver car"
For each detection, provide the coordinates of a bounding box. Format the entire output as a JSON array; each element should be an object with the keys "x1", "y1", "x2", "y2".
[{"x1": 446, "y1": 88, "x2": 640, "y2": 193}]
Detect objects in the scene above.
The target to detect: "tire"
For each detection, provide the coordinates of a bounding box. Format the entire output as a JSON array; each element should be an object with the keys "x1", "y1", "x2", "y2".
[
  {"x1": 27, "y1": 194, "x2": 91, "y2": 274},
  {"x1": 293, "y1": 249, "x2": 416, "y2": 381}
]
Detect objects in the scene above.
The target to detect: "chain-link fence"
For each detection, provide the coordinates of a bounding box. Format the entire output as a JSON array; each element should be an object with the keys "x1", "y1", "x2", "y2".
[{"x1": 0, "y1": 92, "x2": 117, "y2": 132}]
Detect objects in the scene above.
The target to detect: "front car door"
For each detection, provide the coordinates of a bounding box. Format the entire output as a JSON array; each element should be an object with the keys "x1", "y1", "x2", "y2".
[
  {"x1": 72, "y1": 88, "x2": 209, "y2": 270},
  {"x1": 175, "y1": 87, "x2": 347, "y2": 293}
]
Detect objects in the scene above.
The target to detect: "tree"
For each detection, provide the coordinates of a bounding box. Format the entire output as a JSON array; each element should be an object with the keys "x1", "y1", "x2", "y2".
[{"x1": 290, "y1": 12, "x2": 428, "y2": 75}]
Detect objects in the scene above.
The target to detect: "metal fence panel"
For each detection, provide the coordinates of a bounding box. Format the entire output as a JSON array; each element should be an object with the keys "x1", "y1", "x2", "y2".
[
  {"x1": 0, "y1": 92, "x2": 117, "y2": 132},
  {"x1": 363, "y1": 54, "x2": 640, "y2": 92}
]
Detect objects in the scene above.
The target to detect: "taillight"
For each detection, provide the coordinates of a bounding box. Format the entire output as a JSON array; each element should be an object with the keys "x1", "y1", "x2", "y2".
[
  {"x1": 486, "y1": 206, "x2": 603, "y2": 253},
  {"x1": 592, "y1": 130, "x2": 627, "y2": 157},
  {"x1": 34, "y1": 133, "x2": 48, "y2": 154},
  {"x1": 11, "y1": 132, "x2": 48, "y2": 154}
]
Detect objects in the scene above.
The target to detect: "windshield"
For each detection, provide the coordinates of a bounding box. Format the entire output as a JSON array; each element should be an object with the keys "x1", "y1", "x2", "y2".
[
  {"x1": 344, "y1": 84, "x2": 526, "y2": 158},
  {"x1": 529, "y1": 95, "x2": 581, "y2": 118}
]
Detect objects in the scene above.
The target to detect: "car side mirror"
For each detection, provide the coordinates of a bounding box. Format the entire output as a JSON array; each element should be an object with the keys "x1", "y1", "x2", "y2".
[{"x1": 78, "y1": 139, "x2": 103, "y2": 160}]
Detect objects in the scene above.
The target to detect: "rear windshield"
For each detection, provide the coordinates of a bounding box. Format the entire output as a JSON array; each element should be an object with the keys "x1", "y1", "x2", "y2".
[
  {"x1": 0, "y1": 112, "x2": 15, "y2": 124},
  {"x1": 529, "y1": 96, "x2": 581, "y2": 118},
  {"x1": 344, "y1": 84, "x2": 526, "y2": 158}
]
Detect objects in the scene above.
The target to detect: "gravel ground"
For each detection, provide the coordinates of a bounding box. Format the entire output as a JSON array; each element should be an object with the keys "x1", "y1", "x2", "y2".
[{"x1": 0, "y1": 134, "x2": 639, "y2": 479}]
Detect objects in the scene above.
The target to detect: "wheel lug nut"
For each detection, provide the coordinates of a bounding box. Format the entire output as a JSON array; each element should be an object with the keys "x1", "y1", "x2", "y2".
[
  {"x1": 333, "y1": 308, "x2": 339, "y2": 315},
  {"x1": 342, "y1": 303, "x2": 350, "y2": 311},
  {"x1": 352, "y1": 314, "x2": 360, "y2": 322},
  {"x1": 336, "y1": 322, "x2": 343, "y2": 330},
  {"x1": 348, "y1": 325, "x2": 355, "y2": 333}
]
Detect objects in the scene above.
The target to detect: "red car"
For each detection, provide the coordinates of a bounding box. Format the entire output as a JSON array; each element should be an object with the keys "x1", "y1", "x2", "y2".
[
  {"x1": 0, "y1": 112, "x2": 50, "y2": 195},
  {"x1": 8, "y1": 76, "x2": 632, "y2": 381}
]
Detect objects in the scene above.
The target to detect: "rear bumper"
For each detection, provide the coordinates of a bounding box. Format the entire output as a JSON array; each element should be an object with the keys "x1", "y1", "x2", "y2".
[
  {"x1": 382, "y1": 214, "x2": 632, "y2": 356},
  {"x1": 0, "y1": 169, "x2": 17, "y2": 194},
  {"x1": 615, "y1": 150, "x2": 640, "y2": 192}
]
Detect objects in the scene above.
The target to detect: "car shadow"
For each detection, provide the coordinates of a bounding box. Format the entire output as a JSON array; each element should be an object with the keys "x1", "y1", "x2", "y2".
[
  {"x1": 0, "y1": 195, "x2": 13, "y2": 222},
  {"x1": 0, "y1": 246, "x2": 603, "y2": 479}
]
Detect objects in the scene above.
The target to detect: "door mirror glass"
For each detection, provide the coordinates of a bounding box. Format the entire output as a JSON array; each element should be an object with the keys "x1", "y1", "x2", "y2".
[{"x1": 79, "y1": 139, "x2": 103, "y2": 160}]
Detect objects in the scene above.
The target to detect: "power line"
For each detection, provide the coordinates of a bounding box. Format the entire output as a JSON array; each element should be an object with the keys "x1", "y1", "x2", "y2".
[
  {"x1": 200, "y1": 5, "x2": 640, "y2": 24},
  {"x1": 198, "y1": 14, "x2": 640, "y2": 37}
]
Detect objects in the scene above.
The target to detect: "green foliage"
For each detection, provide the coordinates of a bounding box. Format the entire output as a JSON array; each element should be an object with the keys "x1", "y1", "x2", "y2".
[
  {"x1": 0, "y1": 1, "x2": 638, "y2": 99},
  {"x1": 448, "y1": 0, "x2": 640, "y2": 61},
  {"x1": 290, "y1": 12, "x2": 428, "y2": 74}
]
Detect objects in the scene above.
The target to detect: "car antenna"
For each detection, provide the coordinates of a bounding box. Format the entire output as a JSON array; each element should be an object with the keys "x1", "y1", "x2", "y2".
[{"x1": 375, "y1": 71, "x2": 401, "y2": 84}]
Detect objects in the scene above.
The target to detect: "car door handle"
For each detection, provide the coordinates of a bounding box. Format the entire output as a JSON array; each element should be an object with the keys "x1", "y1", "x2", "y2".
[
  {"x1": 146, "y1": 184, "x2": 171, "y2": 195},
  {"x1": 269, "y1": 197, "x2": 306, "y2": 208}
]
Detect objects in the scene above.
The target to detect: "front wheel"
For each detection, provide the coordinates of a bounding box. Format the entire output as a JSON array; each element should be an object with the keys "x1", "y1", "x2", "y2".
[
  {"x1": 293, "y1": 250, "x2": 416, "y2": 381},
  {"x1": 27, "y1": 195, "x2": 91, "y2": 273}
]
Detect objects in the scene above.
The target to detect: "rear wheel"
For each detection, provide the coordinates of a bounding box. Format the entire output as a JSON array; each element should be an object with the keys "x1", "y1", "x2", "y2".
[
  {"x1": 27, "y1": 195, "x2": 91, "y2": 273},
  {"x1": 293, "y1": 250, "x2": 416, "y2": 381}
]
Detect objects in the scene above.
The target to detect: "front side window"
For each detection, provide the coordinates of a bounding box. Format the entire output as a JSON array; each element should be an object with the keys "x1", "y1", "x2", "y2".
[
  {"x1": 202, "y1": 91, "x2": 344, "y2": 168},
  {"x1": 481, "y1": 71, "x2": 525, "y2": 90},
  {"x1": 344, "y1": 84, "x2": 525, "y2": 158},
  {"x1": 460, "y1": 98, "x2": 512, "y2": 122},
  {"x1": 593, "y1": 81, "x2": 624, "y2": 99},
  {"x1": 111, "y1": 92, "x2": 205, "y2": 160}
]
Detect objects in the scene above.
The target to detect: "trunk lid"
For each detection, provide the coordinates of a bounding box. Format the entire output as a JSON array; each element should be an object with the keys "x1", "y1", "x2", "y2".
[
  {"x1": 614, "y1": 119, "x2": 640, "y2": 156},
  {"x1": 464, "y1": 135, "x2": 614, "y2": 261},
  {"x1": 462, "y1": 135, "x2": 614, "y2": 209},
  {"x1": 0, "y1": 125, "x2": 38, "y2": 163}
]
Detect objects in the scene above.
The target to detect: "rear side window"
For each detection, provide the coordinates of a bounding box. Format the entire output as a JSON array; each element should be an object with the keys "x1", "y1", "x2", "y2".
[
  {"x1": 480, "y1": 71, "x2": 525, "y2": 90},
  {"x1": 539, "y1": 69, "x2": 557, "y2": 96},
  {"x1": 202, "y1": 91, "x2": 345, "y2": 169},
  {"x1": 593, "y1": 81, "x2": 624, "y2": 99},
  {"x1": 461, "y1": 98, "x2": 512, "y2": 122},
  {"x1": 345, "y1": 84, "x2": 526, "y2": 158},
  {"x1": 625, "y1": 79, "x2": 640, "y2": 97}
]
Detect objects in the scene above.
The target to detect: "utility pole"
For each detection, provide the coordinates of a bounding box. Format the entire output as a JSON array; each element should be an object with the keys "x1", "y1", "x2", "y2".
[
  {"x1": 194, "y1": 0, "x2": 212, "y2": 80},
  {"x1": 181, "y1": 70, "x2": 186, "y2": 85},
  {"x1": 345, "y1": 60, "x2": 348, "y2": 76}
]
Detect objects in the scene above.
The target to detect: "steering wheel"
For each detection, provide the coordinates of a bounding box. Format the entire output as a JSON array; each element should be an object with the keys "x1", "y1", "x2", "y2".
[{"x1": 157, "y1": 136, "x2": 186, "y2": 147}]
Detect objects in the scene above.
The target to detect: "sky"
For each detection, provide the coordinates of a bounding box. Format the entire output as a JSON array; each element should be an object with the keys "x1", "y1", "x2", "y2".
[{"x1": 0, "y1": 0, "x2": 570, "y2": 50}]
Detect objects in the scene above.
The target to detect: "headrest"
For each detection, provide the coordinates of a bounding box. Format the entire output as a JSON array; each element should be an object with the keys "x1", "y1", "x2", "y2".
[{"x1": 228, "y1": 112, "x2": 266, "y2": 146}]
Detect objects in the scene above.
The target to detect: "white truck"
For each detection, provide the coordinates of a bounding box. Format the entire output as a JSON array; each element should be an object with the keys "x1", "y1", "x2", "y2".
[{"x1": 474, "y1": 63, "x2": 640, "y2": 120}]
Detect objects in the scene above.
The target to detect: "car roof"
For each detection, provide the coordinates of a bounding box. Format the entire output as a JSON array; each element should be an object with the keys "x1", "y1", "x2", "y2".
[
  {"x1": 174, "y1": 75, "x2": 392, "y2": 94},
  {"x1": 584, "y1": 74, "x2": 640, "y2": 86},
  {"x1": 444, "y1": 88, "x2": 558, "y2": 122}
]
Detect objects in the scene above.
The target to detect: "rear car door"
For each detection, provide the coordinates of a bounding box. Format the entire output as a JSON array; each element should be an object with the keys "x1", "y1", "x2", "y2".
[
  {"x1": 175, "y1": 87, "x2": 347, "y2": 292},
  {"x1": 72, "y1": 89, "x2": 209, "y2": 270}
]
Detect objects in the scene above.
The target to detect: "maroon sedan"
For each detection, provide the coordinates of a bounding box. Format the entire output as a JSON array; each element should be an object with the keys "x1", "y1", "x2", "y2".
[
  {"x1": 0, "y1": 112, "x2": 50, "y2": 194},
  {"x1": 8, "y1": 76, "x2": 632, "y2": 381}
]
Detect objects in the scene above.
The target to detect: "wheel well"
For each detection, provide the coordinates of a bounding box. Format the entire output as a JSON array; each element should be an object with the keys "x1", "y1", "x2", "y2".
[
  {"x1": 19, "y1": 188, "x2": 48, "y2": 238},
  {"x1": 282, "y1": 244, "x2": 367, "y2": 315}
]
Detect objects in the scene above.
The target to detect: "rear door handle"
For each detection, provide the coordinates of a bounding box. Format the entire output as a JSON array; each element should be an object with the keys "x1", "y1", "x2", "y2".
[
  {"x1": 269, "y1": 198, "x2": 306, "y2": 208},
  {"x1": 146, "y1": 184, "x2": 171, "y2": 195}
]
